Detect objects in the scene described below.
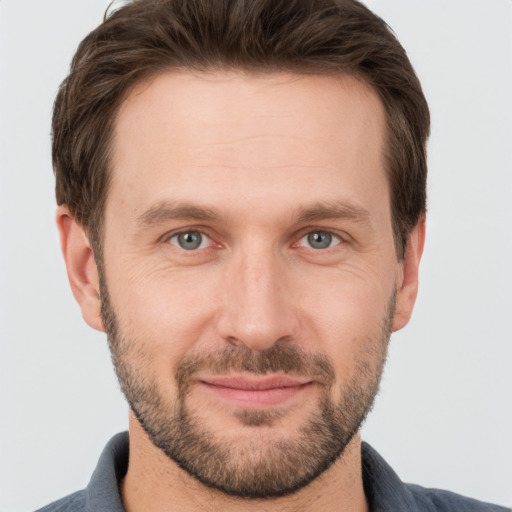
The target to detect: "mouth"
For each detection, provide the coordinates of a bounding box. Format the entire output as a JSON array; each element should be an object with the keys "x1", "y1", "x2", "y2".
[{"x1": 198, "y1": 375, "x2": 314, "y2": 408}]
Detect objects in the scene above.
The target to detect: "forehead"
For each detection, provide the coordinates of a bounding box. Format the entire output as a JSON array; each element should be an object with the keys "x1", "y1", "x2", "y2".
[{"x1": 109, "y1": 71, "x2": 388, "y2": 224}]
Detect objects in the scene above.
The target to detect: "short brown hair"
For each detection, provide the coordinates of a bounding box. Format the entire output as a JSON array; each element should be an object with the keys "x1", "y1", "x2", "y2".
[{"x1": 53, "y1": 0, "x2": 429, "y2": 257}]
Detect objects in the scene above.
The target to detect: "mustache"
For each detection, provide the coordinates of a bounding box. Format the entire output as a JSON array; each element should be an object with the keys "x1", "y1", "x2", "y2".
[{"x1": 175, "y1": 343, "x2": 336, "y2": 390}]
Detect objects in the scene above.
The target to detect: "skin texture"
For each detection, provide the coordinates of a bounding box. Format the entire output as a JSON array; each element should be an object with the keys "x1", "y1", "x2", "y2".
[{"x1": 58, "y1": 71, "x2": 425, "y2": 512}]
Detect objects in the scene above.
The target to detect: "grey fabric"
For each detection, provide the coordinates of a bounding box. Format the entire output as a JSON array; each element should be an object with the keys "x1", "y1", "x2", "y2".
[
  {"x1": 35, "y1": 432, "x2": 509, "y2": 511},
  {"x1": 35, "y1": 433, "x2": 128, "y2": 512},
  {"x1": 361, "y1": 443, "x2": 509, "y2": 512}
]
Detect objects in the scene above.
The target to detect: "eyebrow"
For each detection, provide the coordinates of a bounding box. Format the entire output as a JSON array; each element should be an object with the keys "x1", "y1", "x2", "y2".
[
  {"x1": 297, "y1": 202, "x2": 371, "y2": 224},
  {"x1": 136, "y1": 200, "x2": 371, "y2": 228},
  {"x1": 137, "y1": 202, "x2": 219, "y2": 226}
]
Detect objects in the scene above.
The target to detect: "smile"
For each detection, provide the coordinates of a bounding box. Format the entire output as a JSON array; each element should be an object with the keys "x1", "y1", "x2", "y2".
[{"x1": 199, "y1": 375, "x2": 314, "y2": 408}]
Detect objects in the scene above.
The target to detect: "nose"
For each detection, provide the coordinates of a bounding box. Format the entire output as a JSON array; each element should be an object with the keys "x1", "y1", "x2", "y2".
[{"x1": 215, "y1": 247, "x2": 298, "y2": 352}]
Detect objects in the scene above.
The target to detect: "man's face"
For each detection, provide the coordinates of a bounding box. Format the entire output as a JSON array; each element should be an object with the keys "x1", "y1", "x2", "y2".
[{"x1": 99, "y1": 71, "x2": 406, "y2": 497}]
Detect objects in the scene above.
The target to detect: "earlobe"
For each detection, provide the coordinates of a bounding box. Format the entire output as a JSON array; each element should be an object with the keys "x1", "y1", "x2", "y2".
[
  {"x1": 56, "y1": 206, "x2": 105, "y2": 332},
  {"x1": 392, "y1": 218, "x2": 426, "y2": 332}
]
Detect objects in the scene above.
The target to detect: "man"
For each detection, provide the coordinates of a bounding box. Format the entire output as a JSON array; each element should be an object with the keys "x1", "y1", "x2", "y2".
[{"x1": 35, "y1": 0, "x2": 508, "y2": 511}]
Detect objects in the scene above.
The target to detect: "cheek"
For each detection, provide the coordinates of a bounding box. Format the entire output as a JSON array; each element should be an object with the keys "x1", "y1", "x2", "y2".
[
  {"x1": 299, "y1": 263, "x2": 393, "y2": 331},
  {"x1": 297, "y1": 270, "x2": 393, "y2": 377},
  {"x1": 108, "y1": 261, "x2": 221, "y2": 361}
]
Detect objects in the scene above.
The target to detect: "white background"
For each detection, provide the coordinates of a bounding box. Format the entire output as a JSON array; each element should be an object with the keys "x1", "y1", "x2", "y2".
[{"x1": 1, "y1": 1, "x2": 511, "y2": 510}]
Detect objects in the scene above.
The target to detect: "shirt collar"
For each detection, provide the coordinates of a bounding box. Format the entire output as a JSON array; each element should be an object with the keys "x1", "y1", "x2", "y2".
[
  {"x1": 86, "y1": 432, "x2": 128, "y2": 512},
  {"x1": 361, "y1": 441, "x2": 419, "y2": 511}
]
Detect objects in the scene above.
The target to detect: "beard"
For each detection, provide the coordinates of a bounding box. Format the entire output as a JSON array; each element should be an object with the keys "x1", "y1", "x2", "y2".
[{"x1": 100, "y1": 274, "x2": 393, "y2": 499}]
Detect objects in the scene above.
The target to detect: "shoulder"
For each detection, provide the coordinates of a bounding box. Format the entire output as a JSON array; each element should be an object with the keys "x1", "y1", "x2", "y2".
[
  {"x1": 33, "y1": 490, "x2": 87, "y2": 512},
  {"x1": 361, "y1": 442, "x2": 508, "y2": 512},
  {"x1": 33, "y1": 432, "x2": 128, "y2": 512},
  {"x1": 406, "y1": 483, "x2": 510, "y2": 512}
]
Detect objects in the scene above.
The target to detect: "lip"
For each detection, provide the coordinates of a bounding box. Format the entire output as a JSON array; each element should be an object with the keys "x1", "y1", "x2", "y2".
[{"x1": 198, "y1": 375, "x2": 313, "y2": 408}]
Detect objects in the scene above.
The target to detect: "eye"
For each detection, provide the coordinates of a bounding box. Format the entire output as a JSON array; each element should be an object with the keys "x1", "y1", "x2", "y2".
[
  {"x1": 168, "y1": 231, "x2": 211, "y2": 250},
  {"x1": 298, "y1": 231, "x2": 341, "y2": 250}
]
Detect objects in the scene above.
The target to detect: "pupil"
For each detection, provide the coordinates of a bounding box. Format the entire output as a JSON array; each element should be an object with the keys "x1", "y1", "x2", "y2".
[
  {"x1": 179, "y1": 232, "x2": 201, "y2": 250},
  {"x1": 308, "y1": 232, "x2": 331, "y2": 249}
]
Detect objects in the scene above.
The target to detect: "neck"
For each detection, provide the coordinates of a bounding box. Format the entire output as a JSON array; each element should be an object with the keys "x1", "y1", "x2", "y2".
[{"x1": 121, "y1": 414, "x2": 369, "y2": 512}]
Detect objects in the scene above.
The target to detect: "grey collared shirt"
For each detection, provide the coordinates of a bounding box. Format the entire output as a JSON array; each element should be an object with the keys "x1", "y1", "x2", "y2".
[{"x1": 35, "y1": 432, "x2": 509, "y2": 512}]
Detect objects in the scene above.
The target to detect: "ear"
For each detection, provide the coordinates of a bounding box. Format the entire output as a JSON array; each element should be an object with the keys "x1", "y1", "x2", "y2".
[
  {"x1": 392, "y1": 217, "x2": 426, "y2": 332},
  {"x1": 56, "y1": 206, "x2": 104, "y2": 332}
]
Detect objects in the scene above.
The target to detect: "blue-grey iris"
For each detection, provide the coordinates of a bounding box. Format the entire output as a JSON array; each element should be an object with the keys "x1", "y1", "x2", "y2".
[
  {"x1": 307, "y1": 232, "x2": 332, "y2": 249},
  {"x1": 177, "y1": 232, "x2": 203, "y2": 250}
]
